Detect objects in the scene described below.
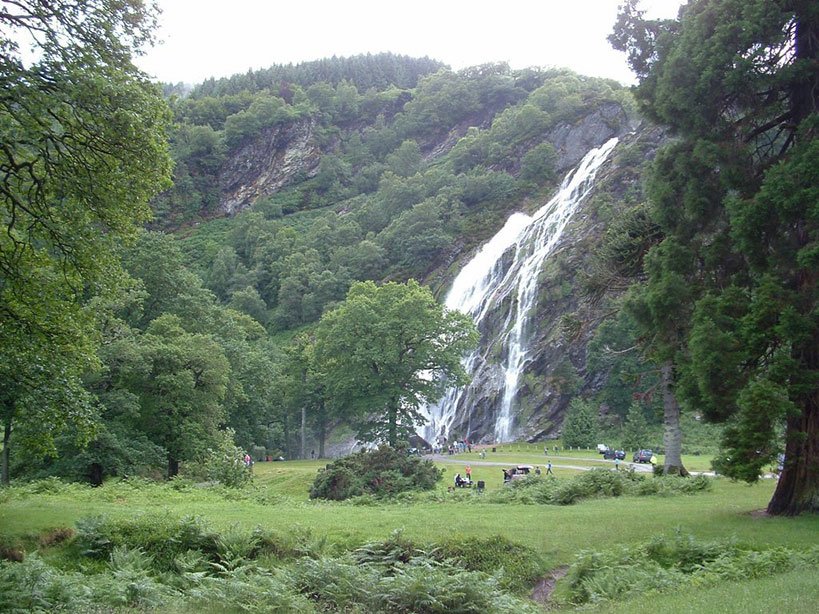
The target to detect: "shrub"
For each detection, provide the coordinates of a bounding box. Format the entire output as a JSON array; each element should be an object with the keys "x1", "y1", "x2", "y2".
[
  {"x1": 353, "y1": 530, "x2": 423, "y2": 571},
  {"x1": 551, "y1": 468, "x2": 626, "y2": 505},
  {"x1": 436, "y1": 534, "x2": 547, "y2": 594},
  {"x1": 285, "y1": 544, "x2": 542, "y2": 613},
  {"x1": 370, "y1": 562, "x2": 541, "y2": 613},
  {"x1": 634, "y1": 474, "x2": 712, "y2": 497},
  {"x1": 75, "y1": 514, "x2": 219, "y2": 571},
  {"x1": 287, "y1": 555, "x2": 377, "y2": 606},
  {"x1": 486, "y1": 470, "x2": 713, "y2": 506},
  {"x1": 309, "y1": 446, "x2": 443, "y2": 501},
  {"x1": 180, "y1": 429, "x2": 253, "y2": 488},
  {"x1": 0, "y1": 554, "x2": 96, "y2": 611}
]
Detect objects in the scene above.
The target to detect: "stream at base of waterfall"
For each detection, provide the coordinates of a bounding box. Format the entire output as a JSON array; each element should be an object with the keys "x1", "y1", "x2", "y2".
[{"x1": 421, "y1": 137, "x2": 619, "y2": 446}]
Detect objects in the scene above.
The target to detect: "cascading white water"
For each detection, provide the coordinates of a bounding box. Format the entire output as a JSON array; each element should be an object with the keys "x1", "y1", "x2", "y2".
[{"x1": 423, "y1": 138, "x2": 618, "y2": 445}]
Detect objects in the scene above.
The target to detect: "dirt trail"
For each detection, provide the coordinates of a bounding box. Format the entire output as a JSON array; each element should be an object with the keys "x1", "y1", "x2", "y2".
[{"x1": 531, "y1": 565, "x2": 569, "y2": 606}]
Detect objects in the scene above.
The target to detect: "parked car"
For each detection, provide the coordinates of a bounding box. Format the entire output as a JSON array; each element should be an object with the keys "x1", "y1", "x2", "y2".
[
  {"x1": 633, "y1": 449, "x2": 653, "y2": 463},
  {"x1": 506, "y1": 465, "x2": 534, "y2": 481},
  {"x1": 604, "y1": 449, "x2": 626, "y2": 460},
  {"x1": 597, "y1": 444, "x2": 610, "y2": 454}
]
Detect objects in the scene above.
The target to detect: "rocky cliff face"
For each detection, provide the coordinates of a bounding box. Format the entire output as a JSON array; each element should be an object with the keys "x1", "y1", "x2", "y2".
[{"x1": 218, "y1": 118, "x2": 323, "y2": 215}]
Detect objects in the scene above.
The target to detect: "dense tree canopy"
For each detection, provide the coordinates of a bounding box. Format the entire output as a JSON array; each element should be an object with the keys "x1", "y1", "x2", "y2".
[
  {"x1": 0, "y1": 0, "x2": 172, "y2": 484},
  {"x1": 612, "y1": 0, "x2": 818, "y2": 514}
]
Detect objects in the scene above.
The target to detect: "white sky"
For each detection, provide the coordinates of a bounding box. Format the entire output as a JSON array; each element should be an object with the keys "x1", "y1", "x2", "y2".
[{"x1": 137, "y1": 0, "x2": 685, "y2": 86}]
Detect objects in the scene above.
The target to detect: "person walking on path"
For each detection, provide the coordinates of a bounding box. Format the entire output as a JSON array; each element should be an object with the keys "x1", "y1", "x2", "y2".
[{"x1": 546, "y1": 461, "x2": 553, "y2": 475}]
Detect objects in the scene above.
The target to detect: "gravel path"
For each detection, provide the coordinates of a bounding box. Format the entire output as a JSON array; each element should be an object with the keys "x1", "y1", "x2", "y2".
[{"x1": 426, "y1": 454, "x2": 654, "y2": 473}]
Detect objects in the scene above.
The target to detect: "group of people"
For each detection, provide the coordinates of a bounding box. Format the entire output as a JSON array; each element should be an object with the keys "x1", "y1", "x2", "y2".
[
  {"x1": 534, "y1": 464, "x2": 553, "y2": 476},
  {"x1": 433, "y1": 436, "x2": 474, "y2": 455},
  {"x1": 454, "y1": 464, "x2": 473, "y2": 487}
]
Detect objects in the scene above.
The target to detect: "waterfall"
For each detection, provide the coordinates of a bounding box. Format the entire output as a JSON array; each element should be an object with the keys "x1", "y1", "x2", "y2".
[{"x1": 423, "y1": 138, "x2": 618, "y2": 444}]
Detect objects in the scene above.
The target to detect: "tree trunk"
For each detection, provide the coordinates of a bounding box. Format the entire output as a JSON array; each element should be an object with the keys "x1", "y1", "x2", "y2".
[
  {"x1": 388, "y1": 399, "x2": 397, "y2": 447},
  {"x1": 317, "y1": 401, "x2": 326, "y2": 458},
  {"x1": 300, "y1": 406, "x2": 307, "y2": 460},
  {"x1": 89, "y1": 462, "x2": 103, "y2": 487},
  {"x1": 660, "y1": 361, "x2": 688, "y2": 476},
  {"x1": 168, "y1": 456, "x2": 179, "y2": 478},
  {"x1": 767, "y1": 331, "x2": 819, "y2": 515},
  {"x1": 1, "y1": 417, "x2": 10, "y2": 486},
  {"x1": 283, "y1": 413, "x2": 291, "y2": 460}
]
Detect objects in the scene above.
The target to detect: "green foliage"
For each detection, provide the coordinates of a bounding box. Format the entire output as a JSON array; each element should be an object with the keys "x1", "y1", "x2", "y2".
[
  {"x1": 224, "y1": 95, "x2": 302, "y2": 150},
  {"x1": 562, "y1": 398, "x2": 600, "y2": 448},
  {"x1": 314, "y1": 280, "x2": 477, "y2": 446},
  {"x1": 287, "y1": 548, "x2": 541, "y2": 613},
  {"x1": 550, "y1": 469, "x2": 629, "y2": 505},
  {"x1": 437, "y1": 534, "x2": 547, "y2": 593},
  {"x1": 560, "y1": 532, "x2": 819, "y2": 606},
  {"x1": 486, "y1": 469, "x2": 711, "y2": 506},
  {"x1": 611, "y1": 0, "x2": 819, "y2": 513},
  {"x1": 621, "y1": 403, "x2": 651, "y2": 451},
  {"x1": 75, "y1": 514, "x2": 219, "y2": 571},
  {"x1": 181, "y1": 429, "x2": 253, "y2": 488},
  {"x1": 2, "y1": 508, "x2": 549, "y2": 613},
  {"x1": 520, "y1": 141, "x2": 558, "y2": 183},
  {"x1": 193, "y1": 53, "x2": 445, "y2": 97},
  {"x1": 309, "y1": 446, "x2": 443, "y2": 500},
  {"x1": 0, "y1": 0, "x2": 173, "y2": 483}
]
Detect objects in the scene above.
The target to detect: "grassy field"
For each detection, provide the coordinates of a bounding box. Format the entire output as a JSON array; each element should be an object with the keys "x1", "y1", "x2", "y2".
[{"x1": 1, "y1": 452, "x2": 817, "y2": 612}]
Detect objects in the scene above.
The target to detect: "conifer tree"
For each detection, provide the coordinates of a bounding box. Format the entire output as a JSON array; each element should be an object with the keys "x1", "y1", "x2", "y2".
[{"x1": 612, "y1": 0, "x2": 818, "y2": 514}]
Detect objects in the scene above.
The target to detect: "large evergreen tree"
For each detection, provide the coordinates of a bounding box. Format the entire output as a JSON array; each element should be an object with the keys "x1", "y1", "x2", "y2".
[
  {"x1": 612, "y1": 0, "x2": 818, "y2": 514},
  {"x1": 562, "y1": 398, "x2": 600, "y2": 449}
]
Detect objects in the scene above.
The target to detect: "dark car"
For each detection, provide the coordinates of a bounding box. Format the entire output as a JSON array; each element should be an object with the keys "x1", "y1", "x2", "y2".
[
  {"x1": 603, "y1": 449, "x2": 626, "y2": 460},
  {"x1": 633, "y1": 449, "x2": 653, "y2": 463}
]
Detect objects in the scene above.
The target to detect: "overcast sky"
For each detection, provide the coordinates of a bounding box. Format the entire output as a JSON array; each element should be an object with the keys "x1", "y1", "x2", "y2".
[{"x1": 137, "y1": 1, "x2": 685, "y2": 86}]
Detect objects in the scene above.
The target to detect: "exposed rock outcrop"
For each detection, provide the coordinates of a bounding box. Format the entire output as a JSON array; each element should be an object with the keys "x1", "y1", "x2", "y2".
[
  {"x1": 547, "y1": 102, "x2": 635, "y2": 173},
  {"x1": 218, "y1": 118, "x2": 323, "y2": 215}
]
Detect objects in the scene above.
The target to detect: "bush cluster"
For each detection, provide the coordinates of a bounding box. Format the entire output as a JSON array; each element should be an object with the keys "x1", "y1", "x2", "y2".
[
  {"x1": 558, "y1": 532, "x2": 819, "y2": 606},
  {"x1": 486, "y1": 469, "x2": 712, "y2": 505},
  {"x1": 309, "y1": 446, "x2": 443, "y2": 500}
]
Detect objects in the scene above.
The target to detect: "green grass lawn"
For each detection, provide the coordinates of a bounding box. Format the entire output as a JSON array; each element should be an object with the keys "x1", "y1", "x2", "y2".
[{"x1": 1, "y1": 454, "x2": 816, "y2": 611}]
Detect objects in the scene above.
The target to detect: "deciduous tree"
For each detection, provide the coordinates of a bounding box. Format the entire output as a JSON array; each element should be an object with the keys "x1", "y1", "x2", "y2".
[
  {"x1": 315, "y1": 280, "x2": 477, "y2": 446},
  {"x1": 0, "y1": 0, "x2": 171, "y2": 484}
]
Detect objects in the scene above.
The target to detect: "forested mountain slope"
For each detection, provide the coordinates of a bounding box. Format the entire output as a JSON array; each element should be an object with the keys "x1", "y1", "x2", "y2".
[{"x1": 153, "y1": 54, "x2": 660, "y2": 446}]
